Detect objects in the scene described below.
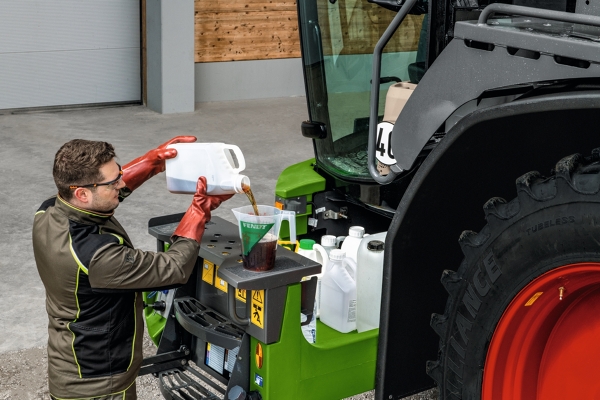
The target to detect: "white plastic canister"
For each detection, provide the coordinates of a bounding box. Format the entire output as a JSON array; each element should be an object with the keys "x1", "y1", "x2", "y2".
[
  {"x1": 298, "y1": 239, "x2": 323, "y2": 322},
  {"x1": 313, "y1": 235, "x2": 336, "y2": 317},
  {"x1": 297, "y1": 239, "x2": 317, "y2": 261},
  {"x1": 165, "y1": 143, "x2": 250, "y2": 195},
  {"x1": 321, "y1": 235, "x2": 339, "y2": 252},
  {"x1": 340, "y1": 226, "x2": 365, "y2": 263},
  {"x1": 313, "y1": 235, "x2": 340, "y2": 272},
  {"x1": 298, "y1": 239, "x2": 319, "y2": 343},
  {"x1": 320, "y1": 249, "x2": 357, "y2": 333},
  {"x1": 356, "y1": 232, "x2": 387, "y2": 333}
]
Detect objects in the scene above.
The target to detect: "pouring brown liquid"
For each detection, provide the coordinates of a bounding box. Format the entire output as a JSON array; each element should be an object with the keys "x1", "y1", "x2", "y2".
[{"x1": 242, "y1": 183, "x2": 259, "y2": 216}]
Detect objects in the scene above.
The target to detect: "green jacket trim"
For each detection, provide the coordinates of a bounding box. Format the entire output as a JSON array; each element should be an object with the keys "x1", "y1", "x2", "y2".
[
  {"x1": 106, "y1": 232, "x2": 124, "y2": 245},
  {"x1": 127, "y1": 292, "x2": 137, "y2": 371},
  {"x1": 49, "y1": 378, "x2": 136, "y2": 399},
  {"x1": 69, "y1": 234, "x2": 89, "y2": 275},
  {"x1": 67, "y1": 265, "x2": 83, "y2": 378},
  {"x1": 57, "y1": 195, "x2": 113, "y2": 219}
]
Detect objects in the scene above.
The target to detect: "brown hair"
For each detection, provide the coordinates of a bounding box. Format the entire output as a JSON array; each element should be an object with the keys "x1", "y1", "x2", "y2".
[{"x1": 53, "y1": 139, "x2": 117, "y2": 200}]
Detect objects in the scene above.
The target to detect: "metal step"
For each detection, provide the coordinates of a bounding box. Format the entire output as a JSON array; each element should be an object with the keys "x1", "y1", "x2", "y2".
[
  {"x1": 174, "y1": 297, "x2": 245, "y2": 349},
  {"x1": 158, "y1": 367, "x2": 225, "y2": 400}
]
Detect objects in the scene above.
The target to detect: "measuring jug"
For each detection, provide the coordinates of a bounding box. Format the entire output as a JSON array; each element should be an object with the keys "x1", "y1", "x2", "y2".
[
  {"x1": 232, "y1": 205, "x2": 296, "y2": 272},
  {"x1": 165, "y1": 143, "x2": 249, "y2": 195}
]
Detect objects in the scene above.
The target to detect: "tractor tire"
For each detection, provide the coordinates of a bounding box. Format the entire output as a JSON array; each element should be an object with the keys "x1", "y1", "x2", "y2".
[{"x1": 427, "y1": 150, "x2": 600, "y2": 399}]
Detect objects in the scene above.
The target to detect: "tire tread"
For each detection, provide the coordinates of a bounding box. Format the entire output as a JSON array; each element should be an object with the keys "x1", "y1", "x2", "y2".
[{"x1": 427, "y1": 150, "x2": 600, "y2": 398}]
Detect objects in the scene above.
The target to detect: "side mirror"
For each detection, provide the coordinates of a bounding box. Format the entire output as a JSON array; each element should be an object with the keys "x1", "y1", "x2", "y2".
[{"x1": 301, "y1": 121, "x2": 327, "y2": 139}]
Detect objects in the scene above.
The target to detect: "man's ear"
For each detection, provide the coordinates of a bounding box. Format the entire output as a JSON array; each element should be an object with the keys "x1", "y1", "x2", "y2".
[{"x1": 72, "y1": 187, "x2": 91, "y2": 204}]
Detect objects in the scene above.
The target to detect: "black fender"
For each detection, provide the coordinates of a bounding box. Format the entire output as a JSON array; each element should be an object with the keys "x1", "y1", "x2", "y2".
[
  {"x1": 392, "y1": 11, "x2": 600, "y2": 171},
  {"x1": 375, "y1": 90, "x2": 600, "y2": 399}
]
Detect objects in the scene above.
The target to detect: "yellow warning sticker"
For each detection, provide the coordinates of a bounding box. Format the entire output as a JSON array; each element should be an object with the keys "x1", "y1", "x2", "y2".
[
  {"x1": 202, "y1": 260, "x2": 215, "y2": 284},
  {"x1": 525, "y1": 292, "x2": 543, "y2": 306},
  {"x1": 251, "y1": 290, "x2": 265, "y2": 329},
  {"x1": 214, "y1": 265, "x2": 228, "y2": 293},
  {"x1": 236, "y1": 288, "x2": 246, "y2": 303}
]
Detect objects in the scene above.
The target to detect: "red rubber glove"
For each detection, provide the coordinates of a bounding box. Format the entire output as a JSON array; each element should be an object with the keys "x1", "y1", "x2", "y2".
[
  {"x1": 173, "y1": 177, "x2": 234, "y2": 243},
  {"x1": 122, "y1": 136, "x2": 197, "y2": 192}
]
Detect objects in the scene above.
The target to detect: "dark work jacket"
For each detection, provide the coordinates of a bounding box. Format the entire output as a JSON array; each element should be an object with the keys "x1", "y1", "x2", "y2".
[{"x1": 32, "y1": 195, "x2": 199, "y2": 399}]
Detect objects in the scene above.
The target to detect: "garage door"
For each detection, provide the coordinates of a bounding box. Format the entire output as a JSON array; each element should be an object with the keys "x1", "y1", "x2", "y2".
[{"x1": 0, "y1": 1, "x2": 140, "y2": 110}]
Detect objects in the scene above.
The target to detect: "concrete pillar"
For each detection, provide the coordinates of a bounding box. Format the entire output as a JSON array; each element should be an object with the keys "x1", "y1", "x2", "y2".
[{"x1": 146, "y1": 0, "x2": 195, "y2": 114}]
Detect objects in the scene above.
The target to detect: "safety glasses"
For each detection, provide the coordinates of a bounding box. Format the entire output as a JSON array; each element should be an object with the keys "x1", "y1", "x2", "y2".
[{"x1": 69, "y1": 164, "x2": 123, "y2": 190}]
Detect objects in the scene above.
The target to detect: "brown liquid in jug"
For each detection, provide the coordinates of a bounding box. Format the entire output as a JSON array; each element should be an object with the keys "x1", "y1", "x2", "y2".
[
  {"x1": 241, "y1": 183, "x2": 279, "y2": 271},
  {"x1": 242, "y1": 234, "x2": 277, "y2": 271}
]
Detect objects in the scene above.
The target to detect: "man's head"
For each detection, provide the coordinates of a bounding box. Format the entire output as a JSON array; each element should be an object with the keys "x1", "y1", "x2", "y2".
[{"x1": 53, "y1": 139, "x2": 124, "y2": 212}]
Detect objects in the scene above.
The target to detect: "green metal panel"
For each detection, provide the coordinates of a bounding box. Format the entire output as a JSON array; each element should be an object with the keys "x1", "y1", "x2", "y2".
[
  {"x1": 250, "y1": 283, "x2": 378, "y2": 399},
  {"x1": 276, "y1": 159, "x2": 326, "y2": 238},
  {"x1": 144, "y1": 242, "x2": 170, "y2": 346},
  {"x1": 275, "y1": 158, "x2": 325, "y2": 198},
  {"x1": 144, "y1": 293, "x2": 166, "y2": 346}
]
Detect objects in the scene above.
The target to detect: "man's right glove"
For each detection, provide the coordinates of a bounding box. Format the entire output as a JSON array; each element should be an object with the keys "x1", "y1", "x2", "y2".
[
  {"x1": 122, "y1": 135, "x2": 196, "y2": 192},
  {"x1": 173, "y1": 176, "x2": 234, "y2": 243}
]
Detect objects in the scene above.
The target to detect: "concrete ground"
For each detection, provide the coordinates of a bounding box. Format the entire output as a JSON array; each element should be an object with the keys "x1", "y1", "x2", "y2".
[{"x1": 0, "y1": 98, "x2": 436, "y2": 399}]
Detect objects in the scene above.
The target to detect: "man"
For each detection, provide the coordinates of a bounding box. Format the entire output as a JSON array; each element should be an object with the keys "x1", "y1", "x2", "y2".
[{"x1": 32, "y1": 137, "x2": 232, "y2": 399}]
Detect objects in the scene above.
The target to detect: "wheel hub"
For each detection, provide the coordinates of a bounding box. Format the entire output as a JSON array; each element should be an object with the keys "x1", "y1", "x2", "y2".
[{"x1": 482, "y1": 262, "x2": 600, "y2": 399}]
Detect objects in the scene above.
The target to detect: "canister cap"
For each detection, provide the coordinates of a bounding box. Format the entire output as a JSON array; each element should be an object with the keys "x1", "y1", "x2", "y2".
[
  {"x1": 329, "y1": 249, "x2": 346, "y2": 261},
  {"x1": 299, "y1": 239, "x2": 316, "y2": 250},
  {"x1": 321, "y1": 235, "x2": 337, "y2": 247},
  {"x1": 348, "y1": 226, "x2": 365, "y2": 238},
  {"x1": 367, "y1": 240, "x2": 384, "y2": 251}
]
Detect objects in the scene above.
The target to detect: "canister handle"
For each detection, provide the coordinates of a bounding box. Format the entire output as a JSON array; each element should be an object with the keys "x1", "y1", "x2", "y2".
[
  {"x1": 343, "y1": 257, "x2": 357, "y2": 280},
  {"x1": 313, "y1": 244, "x2": 330, "y2": 272},
  {"x1": 223, "y1": 144, "x2": 246, "y2": 173}
]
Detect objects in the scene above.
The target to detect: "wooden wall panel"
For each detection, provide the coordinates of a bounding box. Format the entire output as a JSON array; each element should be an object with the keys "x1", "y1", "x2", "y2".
[
  {"x1": 317, "y1": 1, "x2": 423, "y2": 56},
  {"x1": 195, "y1": 0, "x2": 301, "y2": 62},
  {"x1": 194, "y1": 0, "x2": 422, "y2": 63}
]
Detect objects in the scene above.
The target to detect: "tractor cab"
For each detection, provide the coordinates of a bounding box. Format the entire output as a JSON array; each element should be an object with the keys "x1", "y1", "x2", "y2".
[
  {"x1": 297, "y1": 0, "x2": 427, "y2": 182},
  {"x1": 296, "y1": 0, "x2": 596, "y2": 185}
]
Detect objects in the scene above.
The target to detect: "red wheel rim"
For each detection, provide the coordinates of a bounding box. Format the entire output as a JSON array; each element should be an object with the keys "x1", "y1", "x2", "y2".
[{"x1": 482, "y1": 262, "x2": 600, "y2": 399}]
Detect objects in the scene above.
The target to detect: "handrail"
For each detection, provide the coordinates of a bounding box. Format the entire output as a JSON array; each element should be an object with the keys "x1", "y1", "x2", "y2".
[
  {"x1": 368, "y1": 0, "x2": 417, "y2": 184},
  {"x1": 228, "y1": 288, "x2": 250, "y2": 326},
  {"x1": 478, "y1": 3, "x2": 600, "y2": 27}
]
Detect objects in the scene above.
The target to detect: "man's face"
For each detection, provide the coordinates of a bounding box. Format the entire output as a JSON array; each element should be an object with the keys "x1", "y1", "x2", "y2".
[{"x1": 87, "y1": 160, "x2": 126, "y2": 213}]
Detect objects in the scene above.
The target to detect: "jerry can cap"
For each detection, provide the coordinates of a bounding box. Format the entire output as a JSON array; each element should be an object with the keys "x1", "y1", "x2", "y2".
[
  {"x1": 367, "y1": 240, "x2": 384, "y2": 251},
  {"x1": 348, "y1": 226, "x2": 365, "y2": 238},
  {"x1": 321, "y1": 235, "x2": 337, "y2": 247},
  {"x1": 299, "y1": 239, "x2": 316, "y2": 250},
  {"x1": 329, "y1": 249, "x2": 346, "y2": 261}
]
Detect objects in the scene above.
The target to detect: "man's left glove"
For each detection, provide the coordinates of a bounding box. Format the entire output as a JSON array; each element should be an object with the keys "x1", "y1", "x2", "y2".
[
  {"x1": 122, "y1": 136, "x2": 197, "y2": 192},
  {"x1": 173, "y1": 177, "x2": 233, "y2": 243}
]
